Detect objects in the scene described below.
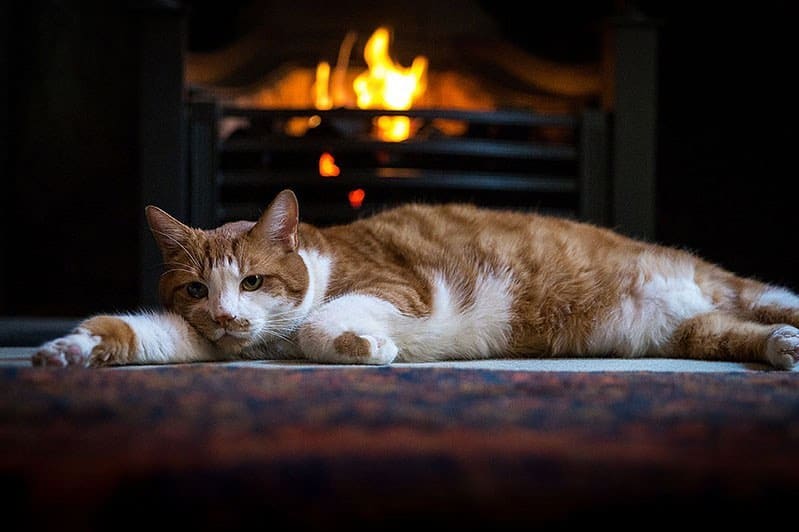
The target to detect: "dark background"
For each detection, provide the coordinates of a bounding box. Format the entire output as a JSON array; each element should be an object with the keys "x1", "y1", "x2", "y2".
[{"x1": 2, "y1": 0, "x2": 795, "y2": 320}]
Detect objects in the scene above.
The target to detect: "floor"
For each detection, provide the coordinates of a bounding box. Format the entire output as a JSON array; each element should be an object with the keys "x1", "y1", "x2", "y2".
[{"x1": 2, "y1": 346, "x2": 792, "y2": 372}]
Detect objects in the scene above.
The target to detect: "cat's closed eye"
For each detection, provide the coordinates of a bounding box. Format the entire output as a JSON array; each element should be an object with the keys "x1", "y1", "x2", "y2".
[
  {"x1": 241, "y1": 275, "x2": 264, "y2": 291},
  {"x1": 186, "y1": 281, "x2": 208, "y2": 299}
]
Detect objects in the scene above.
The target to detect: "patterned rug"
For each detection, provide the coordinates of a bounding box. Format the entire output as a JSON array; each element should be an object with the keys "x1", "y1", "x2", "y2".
[{"x1": 2, "y1": 365, "x2": 798, "y2": 530}]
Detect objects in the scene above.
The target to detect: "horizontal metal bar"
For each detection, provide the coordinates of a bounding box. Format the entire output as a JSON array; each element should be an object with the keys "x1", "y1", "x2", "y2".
[
  {"x1": 219, "y1": 170, "x2": 578, "y2": 193},
  {"x1": 220, "y1": 106, "x2": 578, "y2": 127},
  {"x1": 221, "y1": 137, "x2": 577, "y2": 161}
]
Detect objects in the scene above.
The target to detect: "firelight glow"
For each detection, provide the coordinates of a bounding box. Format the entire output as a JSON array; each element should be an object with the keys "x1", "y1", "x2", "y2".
[
  {"x1": 352, "y1": 27, "x2": 427, "y2": 142},
  {"x1": 319, "y1": 152, "x2": 340, "y2": 177},
  {"x1": 348, "y1": 188, "x2": 366, "y2": 208},
  {"x1": 313, "y1": 62, "x2": 333, "y2": 110},
  {"x1": 311, "y1": 27, "x2": 427, "y2": 141}
]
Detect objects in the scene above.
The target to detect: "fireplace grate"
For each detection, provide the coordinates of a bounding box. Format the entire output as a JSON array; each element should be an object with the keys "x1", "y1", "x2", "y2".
[{"x1": 186, "y1": 102, "x2": 609, "y2": 229}]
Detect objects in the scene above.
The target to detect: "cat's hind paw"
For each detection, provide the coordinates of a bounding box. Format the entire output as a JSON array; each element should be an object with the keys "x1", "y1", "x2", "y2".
[
  {"x1": 32, "y1": 331, "x2": 101, "y2": 367},
  {"x1": 333, "y1": 332, "x2": 398, "y2": 365},
  {"x1": 765, "y1": 325, "x2": 799, "y2": 370}
]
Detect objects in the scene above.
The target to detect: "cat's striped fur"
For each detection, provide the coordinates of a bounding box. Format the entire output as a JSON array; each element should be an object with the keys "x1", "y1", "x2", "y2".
[{"x1": 33, "y1": 189, "x2": 799, "y2": 369}]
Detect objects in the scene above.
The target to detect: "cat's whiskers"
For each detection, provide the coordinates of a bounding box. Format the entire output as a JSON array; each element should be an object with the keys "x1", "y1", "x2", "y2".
[
  {"x1": 153, "y1": 229, "x2": 203, "y2": 272},
  {"x1": 264, "y1": 315, "x2": 302, "y2": 325},
  {"x1": 271, "y1": 334, "x2": 297, "y2": 347},
  {"x1": 222, "y1": 330, "x2": 251, "y2": 339},
  {"x1": 266, "y1": 312, "x2": 306, "y2": 329},
  {"x1": 160, "y1": 267, "x2": 198, "y2": 278},
  {"x1": 240, "y1": 307, "x2": 307, "y2": 346},
  {"x1": 257, "y1": 328, "x2": 297, "y2": 346}
]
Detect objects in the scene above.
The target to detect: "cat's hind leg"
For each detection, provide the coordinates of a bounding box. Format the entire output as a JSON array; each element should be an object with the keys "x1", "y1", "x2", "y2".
[
  {"x1": 744, "y1": 284, "x2": 799, "y2": 328},
  {"x1": 667, "y1": 311, "x2": 798, "y2": 369},
  {"x1": 296, "y1": 294, "x2": 400, "y2": 365}
]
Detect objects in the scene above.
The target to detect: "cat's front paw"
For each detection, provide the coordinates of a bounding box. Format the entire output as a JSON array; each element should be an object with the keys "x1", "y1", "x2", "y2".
[
  {"x1": 32, "y1": 331, "x2": 101, "y2": 367},
  {"x1": 765, "y1": 325, "x2": 799, "y2": 370},
  {"x1": 333, "y1": 331, "x2": 398, "y2": 365},
  {"x1": 31, "y1": 316, "x2": 138, "y2": 368}
]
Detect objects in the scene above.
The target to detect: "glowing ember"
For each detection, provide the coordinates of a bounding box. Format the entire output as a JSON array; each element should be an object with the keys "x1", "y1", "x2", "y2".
[
  {"x1": 285, "y1": 115, "x2": 321, "y2": 137},
  {"x1": 353, "y1": 27, "x2": 427, "y2": 142},
  {"x1": 319, "y1": 152, "x2": 340, "y2": 177},
  {"x1": 348, "y1": 188, "x2": 366, "y2": 208}
]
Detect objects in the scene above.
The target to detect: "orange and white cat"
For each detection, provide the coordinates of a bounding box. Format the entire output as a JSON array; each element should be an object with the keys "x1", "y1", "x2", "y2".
[{"x1": 32, "y1": 189, "x2": 799, "y2": 369}]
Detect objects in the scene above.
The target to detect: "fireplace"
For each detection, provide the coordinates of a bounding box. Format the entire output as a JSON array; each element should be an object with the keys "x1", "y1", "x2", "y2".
[
  {"x1": 134, "y1": 0, "x2": 658, "y2": 306},
  {"x1": 145, "y1": 1, "x2": 657, "y2": 306},
  {"x1": 1, "y1": 0, "x2": 657, "y2": 321}
]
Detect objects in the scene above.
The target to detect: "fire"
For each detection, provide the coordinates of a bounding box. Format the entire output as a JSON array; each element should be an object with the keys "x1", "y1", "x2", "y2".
[
  {"x1": 354, "y1": 27, "x2": 427, "y2": 110},
  {"x1": 313, "y1": 27, "x2": 428, "y2": 142},
  {"x1": 353, "y1": 27, "x2": 427, "y2": 142},
  {"x1": 318, "y1": 152, "x2": 340, "y2": 177}
]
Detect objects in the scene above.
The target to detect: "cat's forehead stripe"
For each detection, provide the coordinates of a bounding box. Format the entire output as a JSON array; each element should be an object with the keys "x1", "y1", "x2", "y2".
[
  {"x1": 196, "y1": 233, "x2": 250, "y2": 271},
  {"x1": 209, "y1": 254, "x2": 237, "y2": 269}
]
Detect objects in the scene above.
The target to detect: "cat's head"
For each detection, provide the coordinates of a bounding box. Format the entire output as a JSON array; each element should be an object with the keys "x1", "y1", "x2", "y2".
[{"x1": 145, "y1": 189, "x2": 310, "y2": 353}]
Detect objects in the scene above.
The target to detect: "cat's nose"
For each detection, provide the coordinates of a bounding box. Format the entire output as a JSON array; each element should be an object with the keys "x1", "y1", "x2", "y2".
[{"x1": 213, "y1": 313, "x2": 237, "y2": 327}]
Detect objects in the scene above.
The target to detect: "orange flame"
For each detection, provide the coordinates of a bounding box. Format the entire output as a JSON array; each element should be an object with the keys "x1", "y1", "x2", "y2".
[
  {"x1": 311, "y1": 27, "x2": 427, "y2": 141},
  {"x1": 353, "y1": 27, "x2": 427, "y2": 142}
]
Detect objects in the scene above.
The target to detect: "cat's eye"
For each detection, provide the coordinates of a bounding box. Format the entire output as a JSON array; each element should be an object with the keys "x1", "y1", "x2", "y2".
[
  {"x1": 241, "y1": 275, "x2": 264, "y2": 291},
  {"x1": 186, "y1": 282, "x2": 208, "y2": 299}
]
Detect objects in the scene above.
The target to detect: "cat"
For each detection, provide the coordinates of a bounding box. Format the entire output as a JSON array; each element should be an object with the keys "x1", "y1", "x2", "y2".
[{"x1": 32, "y1": 189, "x2": 799, "y2": 369}]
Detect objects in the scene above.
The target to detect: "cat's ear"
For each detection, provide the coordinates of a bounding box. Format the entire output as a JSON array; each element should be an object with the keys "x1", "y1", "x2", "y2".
[
  {"x1": 249, "y1": 189, "x2": 299, "y2": 251},
  {"x1": 145, "y1": 205, "x2": 193, "y2": 258}
]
